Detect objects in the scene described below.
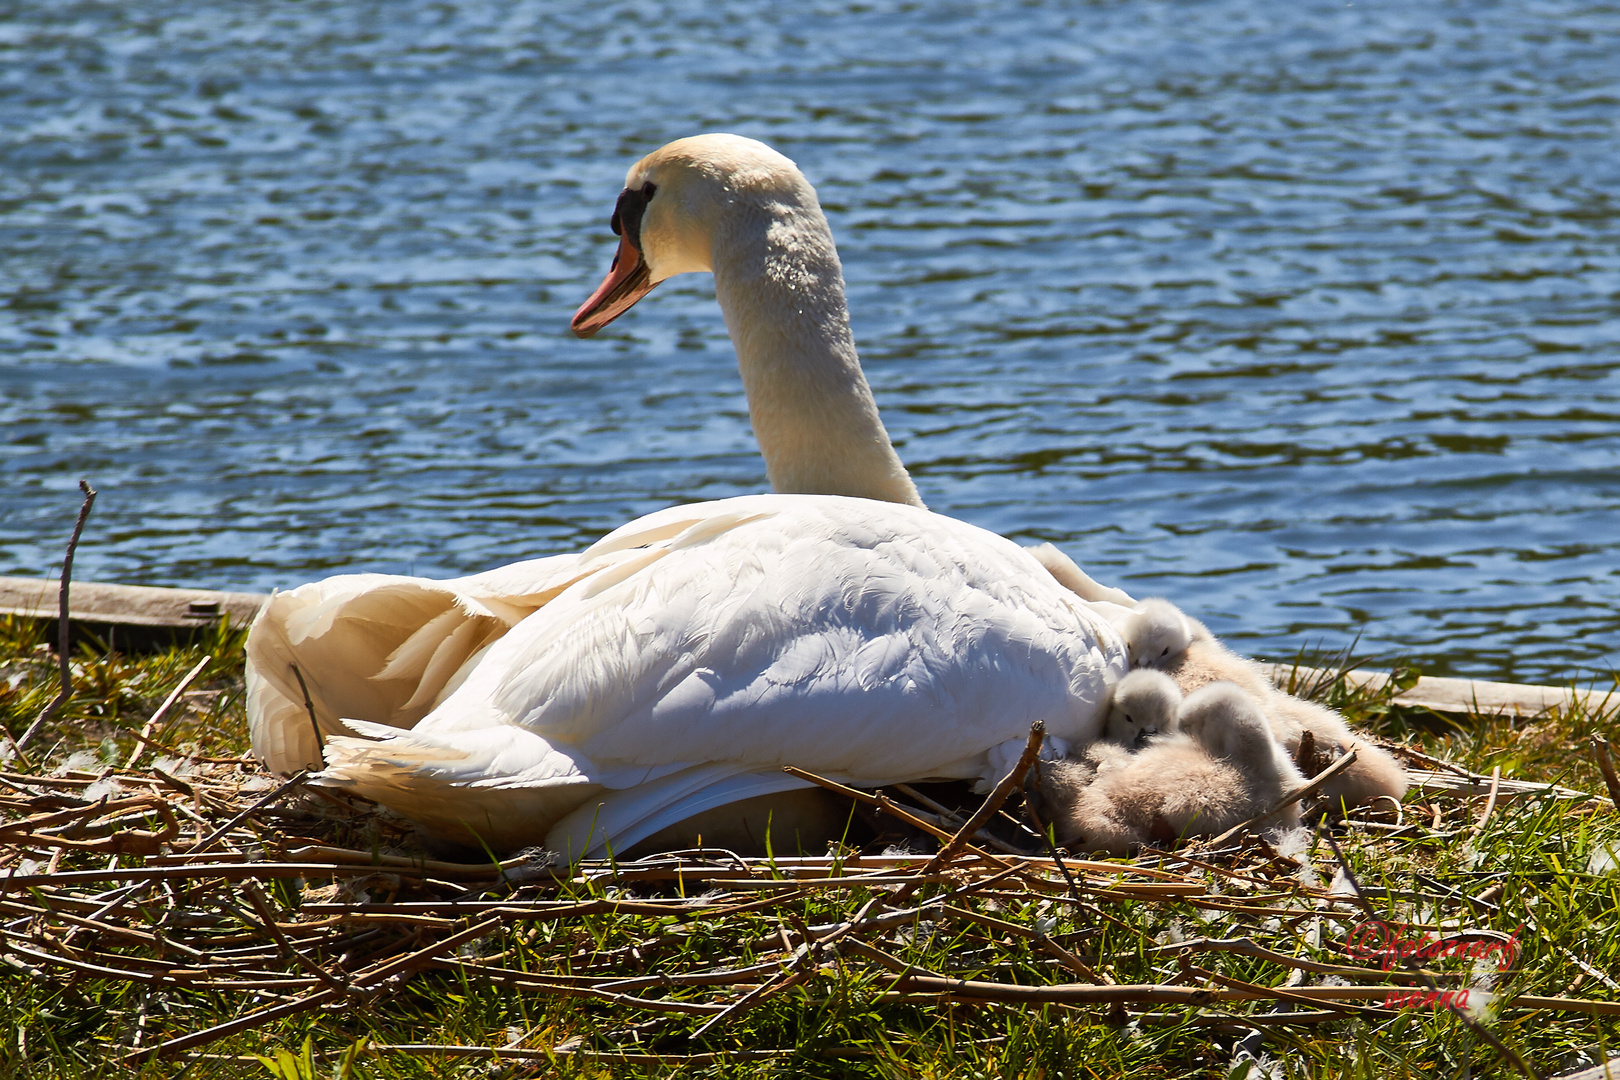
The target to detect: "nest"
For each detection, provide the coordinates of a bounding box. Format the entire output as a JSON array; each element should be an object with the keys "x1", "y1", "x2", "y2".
[{"x1": 3, "y1": 725, "x2": 1614, "y2": 1075}]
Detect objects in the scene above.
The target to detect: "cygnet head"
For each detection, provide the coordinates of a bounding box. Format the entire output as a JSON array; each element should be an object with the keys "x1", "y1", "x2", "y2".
[
  {"x1": 1123, "y1": 598, "x2": 1196, "y2": 670},
  {"x1": 571, "y1": 134, "x2": 820, "y2": 337},
  {"x1": 1177, "y1": 682, "x2": 1289, "y2": 782},
  {"x1": 1104, "y1": 669, "x2": 1183, "y2": 747}
]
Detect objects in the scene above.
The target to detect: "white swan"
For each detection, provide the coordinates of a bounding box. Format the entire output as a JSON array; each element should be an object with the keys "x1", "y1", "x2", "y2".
[
  {"x1": 246, "y1": 135, "x2": 1132, "y2": 855},
  {"x1": 301, "y1": 496, "x2": 1123, "y2": 855}
]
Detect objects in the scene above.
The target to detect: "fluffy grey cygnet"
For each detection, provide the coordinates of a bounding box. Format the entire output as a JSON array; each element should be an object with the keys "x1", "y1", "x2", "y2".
[
  {"x1": 1036, "y1": 736, "x2": 1282, "y2": 855},
  {"x1": 1035, "y1": 682, "x2": 1307, "y2": 855},
  {"x1": 1122, "y1": 598, "x2": 1210, "y2": 671},
  {"x1": 1032, "y1": 670, "x2": 1184, "y2": 837},
  {"x1": 1121, "y1": 598, "x2": 1409, "y2": 810},
  {"x1": 1104, "y1": 668, "x2": 1183, "y2": 747},
  {"x1": 1268, "y1": 695, "x2": 1411, "y2": 810},
  {"x1": 1177, "y1": 681, "x2": 1305, "y2": 796},
  {"x1": 1034, "y1": 741, "x2": 1130, "y2": 806}
]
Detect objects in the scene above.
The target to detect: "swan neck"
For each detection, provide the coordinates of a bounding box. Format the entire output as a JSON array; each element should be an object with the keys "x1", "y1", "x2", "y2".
[{"x1": 711, "y1": 204, "x2": 922, "y2": 508}]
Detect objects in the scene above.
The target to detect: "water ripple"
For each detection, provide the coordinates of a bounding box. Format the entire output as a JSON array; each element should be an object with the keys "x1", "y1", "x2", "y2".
[{"x1": 2, "y1": 0, "x2": 1617, "y2": 684}]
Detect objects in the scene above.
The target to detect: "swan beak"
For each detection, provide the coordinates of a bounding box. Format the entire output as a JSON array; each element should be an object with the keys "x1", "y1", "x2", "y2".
[{"x1": 570, "y1": 234, "x2": 659, "y2": 338}]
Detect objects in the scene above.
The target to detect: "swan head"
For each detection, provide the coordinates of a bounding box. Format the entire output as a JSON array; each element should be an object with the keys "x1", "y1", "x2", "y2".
[{"x1": 571, "y1": 134, "x2": 816, "y2": 337}]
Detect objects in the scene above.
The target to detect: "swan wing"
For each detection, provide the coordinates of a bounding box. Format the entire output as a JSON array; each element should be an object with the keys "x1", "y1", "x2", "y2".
[
  {"x1": 246, "y1": 553, "x2": 610, "y2": 772},
  {"x1": 317, "y1": 719, "x2": 611, "y2": 847},
  {"x1": 339, "y1": 495, "x2": 1125, "y2": 845}
]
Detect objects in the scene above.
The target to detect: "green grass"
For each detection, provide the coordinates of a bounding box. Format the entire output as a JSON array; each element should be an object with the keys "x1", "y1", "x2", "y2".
[{"x1": 2, "y1": 615, "x2": 1617, "y2": 1080}]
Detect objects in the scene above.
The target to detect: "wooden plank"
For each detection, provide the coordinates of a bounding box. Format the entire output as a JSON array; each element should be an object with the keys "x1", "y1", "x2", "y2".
[
  {"x1": 0, "y1": 576, "x2": 266, "y2": 631},
  {"x1": 1270, "y1": 664, "x2": 1616, "y2": 719},
  {"x1": 1404, "y1": 769, "x2": 1593, "y2": 802},
  {"x1": 1555, "y1": 1056, "x2": 1620, "y2": 1080}
]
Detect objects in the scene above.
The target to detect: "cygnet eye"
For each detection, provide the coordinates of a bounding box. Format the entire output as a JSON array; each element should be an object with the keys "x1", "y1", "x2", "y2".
[{"x1": 1160, "y1": 646, "x2": 1171, "y2": 657}]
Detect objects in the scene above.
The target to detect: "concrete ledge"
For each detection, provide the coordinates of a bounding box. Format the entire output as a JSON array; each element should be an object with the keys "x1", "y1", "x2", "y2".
[{"x1": 1271, "y1": 664, "x2": 1616, "y2": 719}]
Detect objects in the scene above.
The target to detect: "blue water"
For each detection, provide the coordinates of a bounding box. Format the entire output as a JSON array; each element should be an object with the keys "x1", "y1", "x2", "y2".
[{"x1": 2, "y1": 0, "x2": 1618, "y2": 685}]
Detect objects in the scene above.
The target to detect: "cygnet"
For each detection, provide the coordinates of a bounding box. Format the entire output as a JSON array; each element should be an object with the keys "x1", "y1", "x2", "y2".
[
  {"x1": 1036, "y1": 739, "x2": 1269, "y2": 854},
  {"x1": 1036, "y1": 683, "x2": 1305, "y2": 855},
  {"x1": 1268, "y1": 695, "x2": 1410, "y2": 809},
  {"x1": 1104, "y1": 668, "x2": 1184, "y2": 748},
  {"x1": 1177, "y1": 681, "x2": 1306, "y2": 797},
  {"x1": 1122, "y1": 598, "x2": 1210, "y2": 671},
  {"x1": 1031, "y1": 670, "x2": 1183, "y2": 835},
  {"x1": 1121, "y1": 598, "x2": 1408, "y2": 810},
  {"x1": 1029, "y1": 741, "x2": 1133, "y2": 833}
]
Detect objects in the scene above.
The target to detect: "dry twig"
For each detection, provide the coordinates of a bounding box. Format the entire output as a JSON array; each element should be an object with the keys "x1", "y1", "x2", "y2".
[{"x1": 16, "y1": 479, "x2": 97, "y2": 752}]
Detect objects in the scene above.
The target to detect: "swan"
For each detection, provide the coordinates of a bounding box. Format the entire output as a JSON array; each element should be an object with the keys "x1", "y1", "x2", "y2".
[
  {"x1": 242, "y1": 134, "x2": 1382, "y2": 855},
  {"x1": 246, "y1": 133, "x2": 1135, "y2": 859},
  {"x1": 253, "y1": 495, "x2": 1126, "y2": 855},
  {"x1": 246, "y1": 134, "x2": 1129, "y2": 767}
]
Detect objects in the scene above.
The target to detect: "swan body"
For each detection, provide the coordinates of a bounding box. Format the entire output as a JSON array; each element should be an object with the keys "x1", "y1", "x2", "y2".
[{"x1": 251, "y1": 495, "x2": 1126, "y2": 855}]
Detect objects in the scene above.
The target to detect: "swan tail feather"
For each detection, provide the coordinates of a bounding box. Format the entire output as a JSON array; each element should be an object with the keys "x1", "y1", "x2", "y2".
[
  {"x1": 1025, "y1": 543, "x2": 1137, "y2": 606},
  {"x1": 246, "y1": 556, "x2": 595, "y2": 776}
]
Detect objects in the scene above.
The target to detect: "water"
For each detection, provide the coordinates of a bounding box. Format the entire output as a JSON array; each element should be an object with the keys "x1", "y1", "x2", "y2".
[{"x1": 2, "y1": 0, "x2": 1617, "y2": 685}]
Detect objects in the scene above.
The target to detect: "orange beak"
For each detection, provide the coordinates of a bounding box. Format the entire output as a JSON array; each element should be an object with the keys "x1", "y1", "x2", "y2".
[{"x1": 570, "y1": 233, "x2": 659, "y2": 338}]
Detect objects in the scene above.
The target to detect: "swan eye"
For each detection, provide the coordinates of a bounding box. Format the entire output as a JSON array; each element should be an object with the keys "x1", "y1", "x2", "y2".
[
  {"x1": 609, "y1": 183, "x2": 658, "y2": 250},
  {"x1": 1160, "y1": 646, "x2": 1170, "y2": 657}
]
